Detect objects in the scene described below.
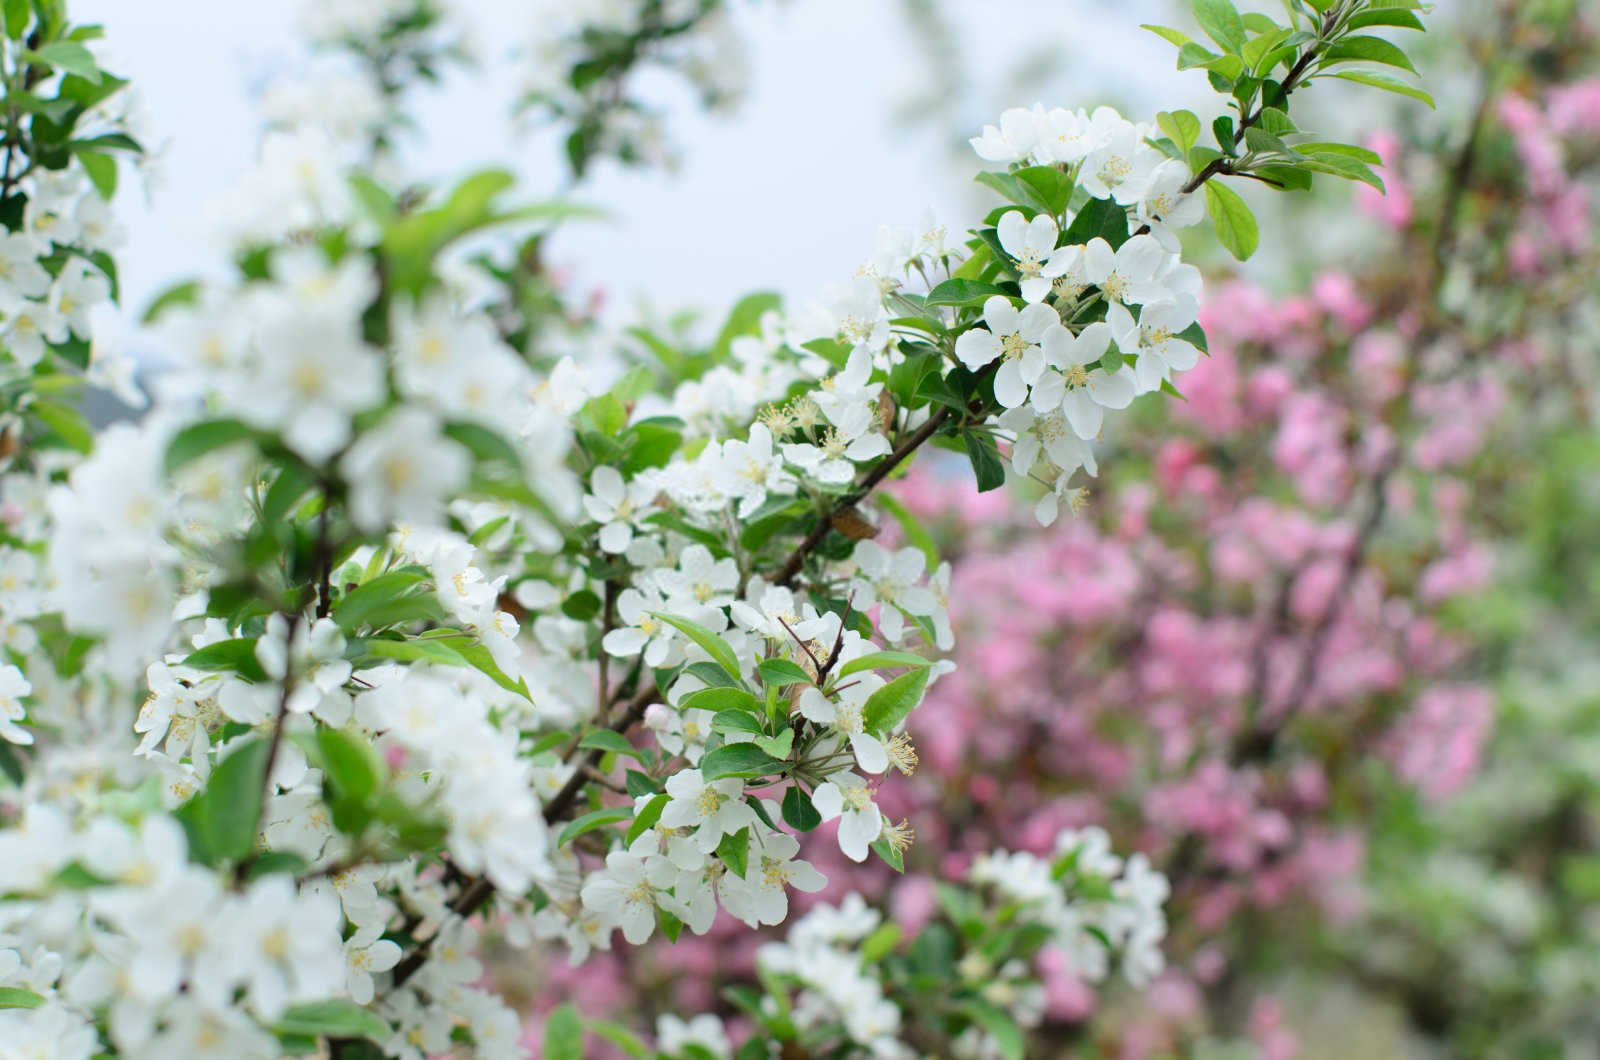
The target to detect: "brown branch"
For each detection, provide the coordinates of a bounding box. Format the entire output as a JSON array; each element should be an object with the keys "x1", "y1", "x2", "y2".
[{"x1": 772, "y1": 405, "x2": 958, "y2": 588}]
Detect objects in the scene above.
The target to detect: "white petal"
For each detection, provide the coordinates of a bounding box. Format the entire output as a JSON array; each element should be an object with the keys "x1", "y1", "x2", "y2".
[
  {"x1": 850, "y1": 733, "x2": 889, "y2": 774},
  {"x1": 1019, "y1": 276, "x2": 1052, "y2": 304},
  {"x1": 599, "y1": 521, "x2": 633, "y2": 554},
  {"x1": 1089, "y1": 367, "x2": 1137, "y2": 409},
  {"x1": 1062, "y1": 391, "x2": 1104, "y2": 440},
  {"x1": 955, "y1": 328, "x2": 1000, "y2": 370},
  {"x1": 997, "y1": 210, "x2": 1028, "y2": 258},
  {"x1": 811, "y1": 781, "x2": 843, "y2": 821},
  {"x1": 993, "y1": 359, "x2": 1030, "y2": 409},
  {"x1": 1017, "y1": 302, "x2": 1059, "y2": 342}
]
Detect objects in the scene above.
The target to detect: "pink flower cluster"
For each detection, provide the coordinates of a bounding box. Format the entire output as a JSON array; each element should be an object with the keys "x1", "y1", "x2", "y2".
[{"x1": 1498, "y1": 80, "x2": 1600, "y2": 271}]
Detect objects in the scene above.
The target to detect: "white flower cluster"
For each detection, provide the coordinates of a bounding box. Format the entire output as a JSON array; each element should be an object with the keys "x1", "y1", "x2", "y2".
[
  {"x1": 0, "y1": 810, "x2": 343, "y2": 1058},
  {"x1": 971, "y1": 104, "x2": 1204, "y2": 243},
  {"x1": 756, "y1": 893, "x2": 909, "y2": 1058},
  {"x1": 971, "y1": 111, "x2": 1210, "y2": 524},
  {"x1": 970, "y1": 826, "x2": 1170, "y2": 989},
  {"x1": 359, "y1": 666, "x2": 553, "y2": 894}
]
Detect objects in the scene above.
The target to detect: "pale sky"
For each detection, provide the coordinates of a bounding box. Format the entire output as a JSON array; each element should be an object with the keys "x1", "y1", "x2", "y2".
[{"x1": 75, "y1": 0, "x2": 1197, "y2": 339}]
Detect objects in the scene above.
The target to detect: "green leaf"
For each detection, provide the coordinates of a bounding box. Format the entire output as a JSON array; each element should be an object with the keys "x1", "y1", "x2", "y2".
[
  {"x1": 578, "y1": 729, "x2": 644, "y2": 761},
  {"x1": 716, "y1": 826, "x2": 750, "y2": 877},
  {"x1": 700, "y1": 743, "x2": 788, "y2": 781},
  {"x1": 1294, "y1": 152, "x2": 1386, "y2": 192},
  {"x1": 757, "y1": 658, "x2": 812, "y2": 688},
  {"x1": 331, "y1": 570, "x2": 431, "y2": 634},
  {"x1": 711, "y1": 710, "x2": 764, "y2": 736},
  {"x1": 0, "y1": 741, "x2": 24, "y2": 787},
  {"x1": 558, "y1": 806, "x2": 635, "y2": 847},
  {"x1": 625, "y1": 793, "x2": 668, "y2": 845},
  {"x1": 649, "y1": 613, "x2": 741, "y2": 682},
  {"x1": 924, "y1": 278, "x2": 1008, "y2": 308},
  {"x1": 963, "y1": 1000, "x2": 1025, "y2": 1060},
  {"x1": 140, "y1": 279, "x2": 201, "y2": 323},
  {"x1": 544, "y1": 1004, "x2": 584, "y2": 1060},
  {"x1": 871, "y1": 834, "x2": 905, "y2": 872},
  {"x1": 1328, "y1": 69, "x2": 1434, "y2": 109},
  {"x1": 1192, "y1": 0, "x2": 1246, "y2": 53},
  {"x1": 781, "y1": 784, "x2": 822, "y2": 831},
  {"x1": 836, "y1": 651, "x2": 935, "y2": 678},
  {"x1": 962, "y1": 432, "x2": 1006, "y2": 493},
  {"x1": 754, "y1": 729, "x2": 793, "y2": 759},
  {"x1": 559, "y1": 589, "x2": 602, "y2": 622},
  {"x1": 1346, "y1": 9, "x2": 1425, "y2": 31},
  {"x1": 681, "y1": 686, "x2": 762, "y2": 716},
  {"x1": 861, "y1": 667, "x2": 931, "y2": 735},
  {"x1": 1204, "y1": 181, "x2": 1259, "y2": 261},
  {"x1": 1295, "y1": 141, "x2": 1382, "y2": 166},
  {"x1": 75, "y1": 149, "x2": 115, "y2": 199},
  {"x1": 1156, "y1": 110, "x2": 1202, "y2": 154},
  {"x1": 175, "y1": 737, "x2": 269, "y2": 866},
  {"x1": 29, "y1": 399, "x2": 92, "y2": 453},
  {"x1": 362, "y1": 637, "x2": 466, "y2": 668},
  {"x1": 624, "y1": 770, "x2": 660, "y2": 798},
  {"x1": 314, "y1": 726, "x2": 385, "y2": 808},
  {"x1": 1140, "y1": 24, "x2": 1193, "y2": 49},
  {"x1": 585, "y1": 1019, "x2": 652, "y2": 1059},
  {"x1": 261, "y1": 462, "x2": 317, "y2": 526},
  {"x1": 1323, "y1": 34, "x2": 1417, "y2": 74},
  {"x1": 0, "y1": 987, "x2": 44, "y2": 1010},
  {"x1": 446, "y1": 638, "x2": 533, "y2": 701},
  {"x1": 275, "y1": 1001, "x2": 392, "y2": 1044},
  {"x1": 164, "y1": 418, "x2": 259, "y2": 475},
  {"x1": 1061, "y1": 196, "x2": 1130, "y2": 250},
  {"x1": 2, "y1": 0, "x2": 29, "y2": 38},
  {"x1": 860, "y1": 922, "x2": 902, "y2": 963},
  {"x1": 1176, "y1": 321, "x2": 1209, "y2": 356},
  {"x1": 1013, "y1": 165, "x2": 1074, "y2": 216},
  {"x1": 682, "y1": 660, "x2": 741, "y2": 690},
  {"x1": 974, "y1": 170, "x2": 1041, "y2": 212},
  {"x1": 23, "y1": 41, "x2": 99, "y2": 82},
  {"x1": 181, "y1": 638, "x2": 268, "y2": 683}
]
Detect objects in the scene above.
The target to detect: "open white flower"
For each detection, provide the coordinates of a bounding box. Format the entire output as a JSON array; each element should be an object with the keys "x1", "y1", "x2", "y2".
[
  {"x1": 602, "y1": 584, "x2": 678, "y2": 668},
  {"x1": 782, "y1": 401, "x2": 890, "y2": 485},
  {"x1": 0, "y1": 663, "x2": 32, "y2": 746},
  {"x1": 969, "y1": 104, "x2": 1043, "y2": 164},
  {"x1": 717, "y1": 422, "x2": 795, "y2": 518},
  {"x1": 1107, "y1": 299, "x2": 1202, "y2": 394},
  {"x1": 1080, "y1": 106, "x2": 1163, "y2": 204},
  {"x1": 246, "y1": 305, "x2": 386, "y2": 462},
  {"x1": 1080, "y1": 234, "x2": 1170, "y2": 308},
  {"x1": 954, "y1": 295, "x2": 1062, "y2": 409},
  {"x1": 583, "y1": 465, "x2": 657, "y2": 554},
  {"x1": 1031, "y1": 321, "x2": 1138, "y2": 440},
  {"x1": 849, "y1": 540, "x2": 937, "y2": 643},
  {"x1": 658, "y1": 768, "x2": 758, "y2": 854},
  {"x1": 719, "y1": 831, "x2": 827, "y2": 926},
  {"x1": 998, "y1": 211, "x2": 1061, "y2": 304},
  {"x1": 342, "y1": 925, "x2": 403, "y2": 1005},
  {"x1": 812, "y1": 774, "x2": 884, "y2": 862},
  {"x1": 1133, "y1": 159, "x2": 1206, "y2": 247},
  {"x1": 580, "y1": 838, "x2": 673, "y2": 945},
  {"x1": 340, "y1": 407, "x2": 470, "y2": 532},
  {"x1": 797, "y1": 681, "x2": 889, "y2": 774}
]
